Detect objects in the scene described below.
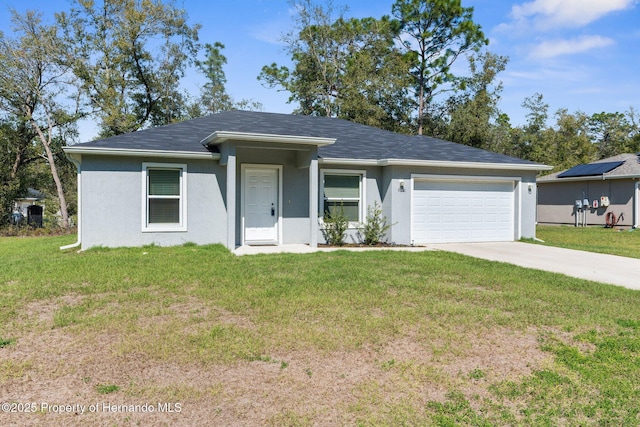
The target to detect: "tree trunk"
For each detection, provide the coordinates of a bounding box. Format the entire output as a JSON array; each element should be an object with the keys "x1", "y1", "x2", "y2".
[
  {"x1": 418, "y1": 83, "x2": 424, "y2": 136},
  {"x1": 11, "y1": 149, "x2": 22, "y2": 180},
  {"x1": 30, "y1": 120, "x2": 70, "y2": 229}
]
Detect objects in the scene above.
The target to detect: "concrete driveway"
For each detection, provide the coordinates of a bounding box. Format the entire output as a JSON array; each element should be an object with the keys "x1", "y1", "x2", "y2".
[{"x1": 429, "y1": 242, "x2": 640, "y2": 290}]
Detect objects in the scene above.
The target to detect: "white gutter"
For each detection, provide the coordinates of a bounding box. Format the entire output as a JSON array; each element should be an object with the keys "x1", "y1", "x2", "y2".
[
  {"x1": 200, "y1": 131, "x2": 336, "y2": 147},
  {"x1": 318, "y1": 158, "x2": 379, "y2": 166},
  {"x1": 320, "y1": 157, "x2": 551, "y2": 171},
  {"x1": 63, "y1": 146, "x2": 220, "y2": 160},
  {"x1": 60, "y1": 153, "x2": 82, "y2": 251}
]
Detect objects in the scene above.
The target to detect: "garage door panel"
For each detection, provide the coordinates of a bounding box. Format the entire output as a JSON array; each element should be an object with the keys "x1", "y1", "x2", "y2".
[{"x1": 412, "y1": 179, "x2": 515, "y2": 244}]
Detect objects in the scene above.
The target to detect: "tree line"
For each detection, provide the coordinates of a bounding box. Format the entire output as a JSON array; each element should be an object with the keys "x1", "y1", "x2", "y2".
[{"x1": 1, "y1": 0, "x2": 638, "y2": 229}]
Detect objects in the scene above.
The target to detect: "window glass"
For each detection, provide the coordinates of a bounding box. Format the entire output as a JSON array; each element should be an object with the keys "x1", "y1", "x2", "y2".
[
  {"x1": 322, "y1": 173, "x2": 362, "y2": 222},
  {"x1": 324, "y1": 175, "x2": 360, "y2": 199},
  {"x1": 324, "y1": 200, "x2": 359, "y2": 222},
  {"x1": 146, "y1": 167, "x2": 183, "y2": 227},
  {"x1": 149, "y1": 199, "x2": 180, "y2": 223},
  {"x1": 149, "y1": 169, "x2": 180, "y2": 196}
]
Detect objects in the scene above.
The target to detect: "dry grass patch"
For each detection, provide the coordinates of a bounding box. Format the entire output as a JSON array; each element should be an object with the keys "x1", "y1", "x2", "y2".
[{"x1": 0, "y1": 318, "x2": 553, "y2": 426}]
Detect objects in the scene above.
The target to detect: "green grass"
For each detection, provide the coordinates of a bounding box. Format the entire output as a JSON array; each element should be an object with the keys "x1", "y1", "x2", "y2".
[
  {"x1": 2, "y1": 235, "x2": 640, "y2": 425},
  {"x1": 536, "y1": 225, "x2": 640, "y2": 258},
  {"x1": 0, "y1": 337, "x2": 14, "y2": 348},
  {"x1": 96, "y1": 384, "x2": 120, "y2": 394}
]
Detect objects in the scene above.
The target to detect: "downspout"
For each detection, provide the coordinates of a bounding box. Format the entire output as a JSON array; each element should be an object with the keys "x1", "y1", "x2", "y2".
[
  {"x1": 635, "y1": 180, "x2": 639, "y2": 229},
  {"x1": 60, "y1": 153, "x2": 82, "y2": 250}
]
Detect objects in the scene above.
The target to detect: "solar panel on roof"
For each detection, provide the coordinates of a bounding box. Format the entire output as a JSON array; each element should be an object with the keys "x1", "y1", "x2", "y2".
[{"x1": 557, "y1": 161, "x2": 624, "y2": 178}]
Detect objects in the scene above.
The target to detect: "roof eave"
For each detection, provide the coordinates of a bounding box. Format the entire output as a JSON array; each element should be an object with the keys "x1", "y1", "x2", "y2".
[
  {"x1": 320, "y1": 157, "x2": 551, "y2": 171},
  {"x1": 201, "y1": 131, "x2": 336, "y2": 147},
  {"x1": 538, "y1": 173, "x2": 640, "y2": 183},
  {"x1": 63, "y1": 146, "x2": 220, "y2": 160}
]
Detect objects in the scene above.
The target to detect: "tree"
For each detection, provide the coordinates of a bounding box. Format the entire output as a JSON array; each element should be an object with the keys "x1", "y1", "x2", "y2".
[
  {"x1": 588, "y1": 111, "x2": 635, "y2": 159},
  {"x1": 551, "y1": 109, "x2": 596, "y2": 172},
  {"x1": 514, "y1": 93, "x2": 550, "y2": 163},
  {"x1": 445, "y1": 51, "x2": 508, "y2": 149},
  {"x1": 57, "y1": 0, "x2": 200, "y2": 137},
  {"x1": 626, "y1": 107, "x2": 640, "y2": 154},
  {"x1": 0, "y1": 119, "x2": 38, "y2": 225},
  {"x1": 259, "y1": 0, "x2": 413, "y2": 132},
  {"x1": 260, "y1": 0, "x2": 348, "y2": 117},
  {"x1": 337, "y1": 17, "x2": 414, "y2": 132},
  {"x1": 392, "y1": 0, "x2": 488, "y2": 135},
  {"x1": 487, "y1": 113, "x2": 520, "y2": 157},
  {"x1": 196, "y1": 42, "x2": 234, "y2": 115},
  {"x1": 192, "y1": 41, "x2": 263, "y2": 117},
  {"x1": 0, "y1": 11, "x2": 79, "y2": 229}
]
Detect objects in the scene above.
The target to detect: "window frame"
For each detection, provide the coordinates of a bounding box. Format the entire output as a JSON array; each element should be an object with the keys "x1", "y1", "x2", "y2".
[
  {"x1": 320, "y1": 169, "x2": 366, "y2": 226},
  {"x1": 141, "y1": 162, "x2": 187, "y2": 232}
]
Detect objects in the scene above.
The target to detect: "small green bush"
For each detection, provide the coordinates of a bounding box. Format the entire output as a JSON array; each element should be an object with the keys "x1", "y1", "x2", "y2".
[
  {"x1": 358, "y1": 202, "x2": 393, "y2": 245},
  {"x1": 321, "y1": 204, "x2": 349, "y2": 246}
]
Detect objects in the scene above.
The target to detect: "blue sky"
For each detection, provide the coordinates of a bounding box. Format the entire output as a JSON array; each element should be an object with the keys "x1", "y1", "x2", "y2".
[{"x1": 1, "y1": 0, "x2": 639, "y2": 140}]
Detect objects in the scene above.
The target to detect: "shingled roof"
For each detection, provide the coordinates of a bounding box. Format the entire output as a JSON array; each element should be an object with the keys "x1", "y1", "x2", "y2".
[
  {"x1": 538, "y1": 153, "x2": 640, "y2": 181},
  {"x1": 72, "y1": 110, "x2": 542, "y2": 167}
]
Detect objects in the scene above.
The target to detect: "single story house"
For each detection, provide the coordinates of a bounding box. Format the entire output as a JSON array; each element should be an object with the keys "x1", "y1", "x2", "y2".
[
  {"x1": 62, "y1": 110, "x2": 549, "y2": 250},
  {"x1": 537, "y1": 153, "x2": 640, "y2": 228}
]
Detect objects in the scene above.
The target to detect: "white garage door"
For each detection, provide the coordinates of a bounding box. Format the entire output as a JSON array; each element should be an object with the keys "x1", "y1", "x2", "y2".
[{"x1": 412, "y1": 179, "x2": 515, "y2": 244}]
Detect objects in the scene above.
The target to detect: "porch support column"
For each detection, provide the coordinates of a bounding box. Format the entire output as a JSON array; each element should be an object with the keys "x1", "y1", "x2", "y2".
[
  {"x1": 309, "y1": 151, "x2": 318, "y2": 248},
  {"x1": 221, "y1": 143, "x2": 237, "y2": 250}
]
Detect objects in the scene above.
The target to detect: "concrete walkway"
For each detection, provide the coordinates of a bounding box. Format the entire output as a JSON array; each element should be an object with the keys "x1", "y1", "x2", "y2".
[{"x1": 429, "y1": 242, "x2": 640, "y2": 291}]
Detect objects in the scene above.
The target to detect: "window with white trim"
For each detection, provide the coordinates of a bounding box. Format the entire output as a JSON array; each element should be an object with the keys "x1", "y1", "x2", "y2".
[
  {"x1": 321, "y1": 170, "x2": 365, "y2": 223},
  {"x1": 142, "y1": 163, "x2": 187, "y2": 231}
]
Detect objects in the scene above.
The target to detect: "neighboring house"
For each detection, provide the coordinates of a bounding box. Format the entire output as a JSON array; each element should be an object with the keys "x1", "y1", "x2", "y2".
[
  {"x1": 62, "y1": 110, "x2": 549, "y2": 250},
  {"x1": 537, "y1": 153, "x2": 640, "y2": 228},
  {"x1": 12, "y1": 188, "x2": 45, "y2": 227}
]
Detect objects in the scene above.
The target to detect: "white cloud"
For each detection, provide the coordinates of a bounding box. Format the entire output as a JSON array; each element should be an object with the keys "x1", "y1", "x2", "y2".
[
  {"x1": 511, "y1": 0, "x2": 636, "y2": 29},
  {"x1": 503, "y1": 65, "x2": 588, "y2": 84},
  {"x1": 529, "y1": 35, "x2": 614, "y2": 59}
]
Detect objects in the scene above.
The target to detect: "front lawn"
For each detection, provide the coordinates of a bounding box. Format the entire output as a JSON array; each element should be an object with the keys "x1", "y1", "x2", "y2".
[
  {"x1": 536, "y1": 225, "x2": 640, "y2": 258},
  {"x1": 2, "y1": 235, "x2": 640, "y2": 425}
]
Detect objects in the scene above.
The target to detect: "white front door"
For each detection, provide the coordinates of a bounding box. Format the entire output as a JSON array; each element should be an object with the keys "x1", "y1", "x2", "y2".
[{"x1": 244, "y1": 167, "x2": 279, "y2": 244}]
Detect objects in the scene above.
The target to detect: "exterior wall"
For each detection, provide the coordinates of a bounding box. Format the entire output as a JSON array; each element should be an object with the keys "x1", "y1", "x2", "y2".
[
  {"x1": 382, "y1": 166, "x2": 412, "y2": 244},
  {"x1": 387, "y1": 166, "x2": 537, "y2": 244},
  {"x1": 80, "y1": 155, "x2": 227, "y2": 249},
  {"x1": 78, "y1": 151, "x2": 540, "y2": 249},
  {"x1": 319, "y1": 164, "x2": 538, "y2": 245},
  {"x1": 537, "y1": 179, "x2": 635, "y2": 226},
  {"x1": 522, "y1": 172, "x2": 539, "y2": 239},
  {"x1": 393, "y1": 166, "x2": 536, "y2": 244}
]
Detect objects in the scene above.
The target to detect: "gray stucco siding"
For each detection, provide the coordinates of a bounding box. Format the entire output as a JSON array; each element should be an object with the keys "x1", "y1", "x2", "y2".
[
  {"x1": 80, "y1": 155, "x2": 227, "y2": 249},
  {"x1": 381, "y1": 166, "x2": 537, "y2": 244},
  {"x1": 315, "y1": 164, "x2": 537, "y2": 245},
  {"x1": 537, "y1": 179, "x2": 635, "y2": 226}
]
